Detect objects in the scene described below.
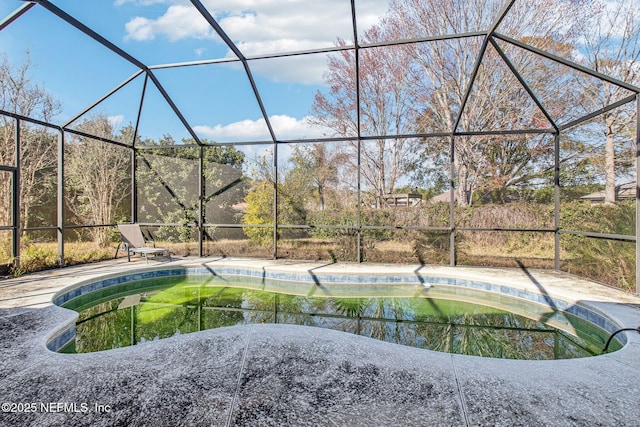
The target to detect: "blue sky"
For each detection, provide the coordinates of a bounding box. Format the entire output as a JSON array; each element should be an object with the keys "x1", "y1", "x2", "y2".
[
  {"x1": 2, "y1": 0, "x2": 637, "y2": 146},
  {"x1": 0, "y1": 0, "x2": 391, "y2": 144}
]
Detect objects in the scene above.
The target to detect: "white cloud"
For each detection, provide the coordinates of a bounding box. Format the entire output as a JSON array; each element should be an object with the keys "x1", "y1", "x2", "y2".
[
  {"x1": 245, "y1": 49, "x2": 330, "y2": 85},
  {"x1": 125, "y1": 16, "x2": 156, "y2": 41},
  {"x1": 115, "y1": 0, "x2": 172, "y2": 6},
  {"x1": 122, "y1": 0, "x2": 389, "y2": 83},
  {"x1": 108, "y1": 114, "x2": 125, "y2": 129},
  {"x1": 194, "y1": 114, "x2": 328, "y2": 141},
  {"x1": 125, "y1": 4, "x2": 214, "y2": 41}
]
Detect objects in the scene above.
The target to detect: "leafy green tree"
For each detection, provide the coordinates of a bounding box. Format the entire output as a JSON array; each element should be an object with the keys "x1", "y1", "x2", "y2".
[
  {"x1": 242, "y1": 180, "x2": 273, "y2": 246},
  {"x1": 242, "y1": 147, "x2": 326, "y2": 245},
  {"x1": 137, "y1": 137, "x2": 245, "y2": 242}
]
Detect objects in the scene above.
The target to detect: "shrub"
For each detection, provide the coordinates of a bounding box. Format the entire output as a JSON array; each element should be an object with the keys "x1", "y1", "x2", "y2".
[
  {"x1": 15, "y1": 243, "x2": 58, "y2": 274},
  {"x1": 561, "y1": 200, "x2": 635, "y2": 290},
  {"x1": 242, "y1": 181, "x2": 274, "y2": 246}
]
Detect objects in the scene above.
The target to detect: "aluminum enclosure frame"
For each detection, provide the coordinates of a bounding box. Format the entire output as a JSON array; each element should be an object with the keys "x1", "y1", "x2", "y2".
[{"x1": 1, "y1": 0, "x2": 639, "y2": 293}]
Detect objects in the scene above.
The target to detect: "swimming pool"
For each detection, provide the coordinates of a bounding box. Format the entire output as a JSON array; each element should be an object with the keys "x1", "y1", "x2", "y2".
[{"x1": 49, "y1": 264, "x2": 625, "y2": 359}]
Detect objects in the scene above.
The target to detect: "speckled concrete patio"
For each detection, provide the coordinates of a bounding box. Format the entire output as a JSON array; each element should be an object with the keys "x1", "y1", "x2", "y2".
[{"x1": 1, "y1": 257, "x2": 639, "y2": 426}]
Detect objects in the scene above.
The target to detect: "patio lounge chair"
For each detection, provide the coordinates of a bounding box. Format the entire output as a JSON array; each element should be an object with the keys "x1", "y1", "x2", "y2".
[{"x1": 116, "y1": 224, "x2": 171, "y2": 263}]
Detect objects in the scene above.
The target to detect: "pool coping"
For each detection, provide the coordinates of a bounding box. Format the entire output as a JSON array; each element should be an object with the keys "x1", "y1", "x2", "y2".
[{"x1": 1, "y1": 257, "x2": 640, "y2": 426}]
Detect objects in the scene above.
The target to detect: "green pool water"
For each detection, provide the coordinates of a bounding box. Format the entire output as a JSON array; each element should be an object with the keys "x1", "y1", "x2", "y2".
[{"x1": 60, "y1": 275, "x2": 619, "y2": 359}]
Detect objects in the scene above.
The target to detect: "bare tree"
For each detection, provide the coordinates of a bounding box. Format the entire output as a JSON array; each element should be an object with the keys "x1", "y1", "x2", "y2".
[
  {"x1": 289, "y1": 143, "x2": 348, "y2": 211},
  {"x1": 311, "y1": 23, "x2": 420, "y2": 203},
  {"x1": 387, "y1": 0, "x2": 591, "y2": 205},
  {"x1": 0, "y1": 53, "x2": 60, "y2": 229},
  {"x1": 65, "y1": 115, "x2": 131, "y2": 247},
  {"x1": 580, "y1": 0, "x2": 640, "y2": 204}
]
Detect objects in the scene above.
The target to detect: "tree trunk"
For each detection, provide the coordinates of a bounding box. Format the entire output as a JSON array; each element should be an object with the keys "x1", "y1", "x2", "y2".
[
  {"x1": 604, "y1": 116, "x2": 616, "y2": 205},
  {"x1": 378, "y1": 140, "x2": 386, "y2": 197},
  {"x1": 318, "y1": 184, "x2": 325, "y2": 211},
  {"x1": 455, "y1": 157, "x2": 470, "y2": 207}
]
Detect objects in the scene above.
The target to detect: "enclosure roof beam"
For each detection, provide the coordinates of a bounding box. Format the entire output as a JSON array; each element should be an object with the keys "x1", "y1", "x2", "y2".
[
  {"x1": 494, "y1": 33, "x2": 640, "y2": 94},
  {"x1": 63, "y1": 70, "x2": 145, "y2": 129},
  {"x1": 150, "y1": 57, "x2": 240, "y2": 71},
  {"x1": 150, "y1": 46, "x2": 349, "y2": 70},
  {"x1": 0, "y1": 108, "x2": 61, "y2": 130},
  {"x1": 454, "y1": 129, "x2": 554, "y2": 136},
  {"x1": 146, "y1": 71, "x2": 203, "y2": 145},
  {"x1": 130, "y1": 128, "x2": 554, "y2": 148},
  {"x1": 132, "y1": 74, "x2": 149, "y2": 147},
  {"x1": 33, "y1": 0, "x2": 148, "y2": 71},
  {"x1": 452, "y1": 35, "x2": 489, "y2": 133},
  {"x1": 189, "y1": 0, "x2": 244, "y2": 62},
  {"x1": 0, "y1": 2, "x2": 36, "y2": 32},
  {"x1": 489, "y1": 37, "x2": 559, "y2": 132},
  {"x1": 189, "y1": 0, "x2": 278, "y2": 143},
  {"x1": 452, "y1": 0, "x2": 517, "y2": 133},
  {"x1": 148, "y1": 31, "x2": 489, "y2": 72},
  {"x1": 558, "y1": 94, "x2": 638, "y2": 132},
  {"x1": 34, "y1": 1, "x2": 202, "y2": 146},
  {"x1": 488, "y1": 0, "x2": 516, "y2": 35},
  {"x1": 361, "y1": 31, "x2": 488, "y2": 50},
  {"x1": 62, "y1": 127, "x2": 132, "y2": 149}
]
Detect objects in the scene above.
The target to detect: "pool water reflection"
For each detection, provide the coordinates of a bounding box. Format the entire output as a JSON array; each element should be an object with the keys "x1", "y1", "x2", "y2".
[{"x1": 60, "y1": 275, "x2": 618, "y2": 359}]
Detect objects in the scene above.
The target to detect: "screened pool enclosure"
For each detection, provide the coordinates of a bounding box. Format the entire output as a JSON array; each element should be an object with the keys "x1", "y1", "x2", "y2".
[{"x1": 1, "y1": 0, "x2": 639, "y2": 293}]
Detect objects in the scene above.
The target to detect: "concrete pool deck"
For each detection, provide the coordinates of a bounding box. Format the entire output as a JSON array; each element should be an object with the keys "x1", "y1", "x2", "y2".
[{"x1": 1, "y1": 257, "x2": 639, "y2": 426}]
